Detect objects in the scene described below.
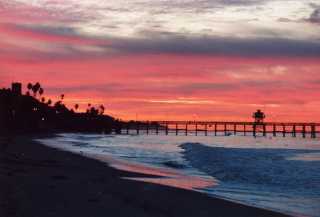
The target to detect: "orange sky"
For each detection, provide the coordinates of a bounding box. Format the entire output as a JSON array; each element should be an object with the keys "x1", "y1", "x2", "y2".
[{"x1": 1, "y1": 1, "x2": 320, "y2": 122}]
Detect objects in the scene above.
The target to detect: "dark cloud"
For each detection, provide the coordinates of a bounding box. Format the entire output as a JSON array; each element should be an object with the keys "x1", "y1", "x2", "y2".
[
  {"x1": 308, "y1": 7, "x2": 320, "y2": 24},
  {"x1": 133, "y1": 0, "x2": 273, "y2": 14},
  {"x1": 45, "y1": 80, "x2": 296, "y2": 94},
  {"x1": 139, "y1": 0, "x2": 271, "y2": 9},
  {"x1": 277, "y1": 18, "x2": 293, "y2": 23},
  {"x1": 15, "y1": 24, "x2": 79, "y2": 36},
  {"x1": 276, "y1": 4, "x2": 320, "y2": 25},
  {"x1": 8, "y1": 24, "x2": 320, "y2": 59},
  {"x1": 176, "y1": 82, "x2": 238, "y2": 94},
  {"x1": 215, "y1": 0, "x2": 266, "y2": 6},
  {"x1": 108, "y1": 31, "x2": 320, "y2": 57},
  {"x1": 296, "y1": 4, "x2": 320, "y2": 25}
]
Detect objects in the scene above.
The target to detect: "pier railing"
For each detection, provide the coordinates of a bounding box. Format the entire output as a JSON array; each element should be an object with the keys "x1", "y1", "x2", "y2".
[{"x1": 119, "y1": 121, "x2": 319, "y2": 138}]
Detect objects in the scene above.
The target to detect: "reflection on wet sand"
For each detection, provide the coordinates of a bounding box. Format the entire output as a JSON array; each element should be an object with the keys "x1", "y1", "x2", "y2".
[{"x1": 84, "y1": 152, "x2": 217, "y2": 190}]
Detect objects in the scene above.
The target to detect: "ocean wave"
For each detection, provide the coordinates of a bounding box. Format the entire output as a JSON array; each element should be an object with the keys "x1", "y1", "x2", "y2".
[
  {"x1": 180, "y1": 142, "x2": 320, "y2": 217},
  {"x1": 71, "y1": 141, "x2": 89, "y2": 147},
  {"x1": 162, "y1": 160, "x2": 187, "y2": 169},
  {"x1": 180, "y1": 142, "x2": 320, "y2": 192}
]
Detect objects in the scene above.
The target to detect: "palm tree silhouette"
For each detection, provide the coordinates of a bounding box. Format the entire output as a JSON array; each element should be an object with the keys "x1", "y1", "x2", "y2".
[
  {"x1": 99, "y1": 105, "x2": 105, "y2": 115},
  {"x1": 39, "y1": 88, "x2": 44, "y2": 97},
  {"x1": 27, "y1": 83, "x2": 33, "y2": 93},
  {"x1": 86, "y1": 103, "x2": 91, "y2": 113},
  {"x1": 74, "y1": 104, "x2": 79, "y2": 111},
  {"x1": 32, "y1": 82, "x2": 41, "y2": 97}
]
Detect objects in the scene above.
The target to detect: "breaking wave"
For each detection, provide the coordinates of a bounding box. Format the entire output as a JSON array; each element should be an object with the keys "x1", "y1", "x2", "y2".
[{"x1": 181, "y1": 143, "x2": 320, "y2": 217}]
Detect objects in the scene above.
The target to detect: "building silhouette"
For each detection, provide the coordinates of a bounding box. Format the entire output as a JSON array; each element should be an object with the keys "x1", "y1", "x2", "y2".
[
  {"x1": 11, "y1": 82, "x2": 22, "y2": 95},
  {"x1": 253, "y1": 109, "x2": 265, "y2": 123}
]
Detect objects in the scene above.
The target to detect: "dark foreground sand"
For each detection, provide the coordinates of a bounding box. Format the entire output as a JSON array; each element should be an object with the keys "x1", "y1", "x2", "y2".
[{"x1": 0, "y1": 135, "x2": 291, "y2": 217}]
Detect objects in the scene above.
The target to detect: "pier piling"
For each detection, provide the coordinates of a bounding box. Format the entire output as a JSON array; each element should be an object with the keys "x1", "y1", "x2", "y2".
[
  {"x1": 126, "y1": 123, "x2": 129, "y2": 135},
  {"x1": 224, "y1": 124, "x2": 227, "y2": 136},
  {"x1": 136, "y1": 123, "x2": 140, "y2": 135},
  {"x1": 195, "y1": 123, "x2": 198, "y2": 136},
  {"x1": 185, "y1": 124, "x2": 188, "y2": 136},
  {"x1": 165, "y1": 123, "x2": 169, "y2": 135},
  {"x1": 176, "y1": 123, "x2": 178, "y2": 136},
  {"x1": 125, "y1": 121, "x2": 318, "y2": 139},
  {"x1": 205, "y1": 124, "x2": 208, "y2": 136},
  {"x1": 214, "y1": 124, "x2": 217, "y2": 136},
  {"x1": 311, "y1": 125, "x2": 316, "y2": 138}
]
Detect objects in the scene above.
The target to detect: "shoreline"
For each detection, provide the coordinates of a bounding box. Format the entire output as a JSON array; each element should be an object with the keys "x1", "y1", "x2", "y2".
[{"x1": 0, "y1": 134, "x2": 292, "y2": 217}]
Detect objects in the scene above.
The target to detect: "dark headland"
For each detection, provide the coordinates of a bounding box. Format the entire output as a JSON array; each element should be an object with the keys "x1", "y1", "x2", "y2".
[{"x1": 0, "y1": 82, "x2": 124, "y2": 135}]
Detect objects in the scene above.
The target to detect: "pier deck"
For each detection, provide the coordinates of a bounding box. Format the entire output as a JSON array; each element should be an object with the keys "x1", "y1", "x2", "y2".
[{"x1": 120, "y1": 121, "x2": 319, "y2": 138}]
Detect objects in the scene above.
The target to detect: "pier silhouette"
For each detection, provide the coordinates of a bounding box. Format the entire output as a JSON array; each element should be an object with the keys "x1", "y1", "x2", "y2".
[
  {"x1": 120, "y1": 121, "x2": 319, "y2": 139},
  {"x1": 119, "y1": 110, "x2": 318, "y2": 139}
]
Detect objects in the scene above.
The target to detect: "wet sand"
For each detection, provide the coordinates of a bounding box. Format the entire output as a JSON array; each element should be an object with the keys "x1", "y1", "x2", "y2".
[{"x1": 0, "y1": 135, "x2": 291, "y2": 217}]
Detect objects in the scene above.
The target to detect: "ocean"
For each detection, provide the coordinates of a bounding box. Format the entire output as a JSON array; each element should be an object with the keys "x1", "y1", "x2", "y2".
[{"x1": 37, "y1": 132, "x2": 320, "y2": 217}]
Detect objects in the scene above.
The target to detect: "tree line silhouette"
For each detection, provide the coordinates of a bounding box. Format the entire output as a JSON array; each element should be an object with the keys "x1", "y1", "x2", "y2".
[{"x1": 0, "y1": 82, "x2": 122, "y2": 135}]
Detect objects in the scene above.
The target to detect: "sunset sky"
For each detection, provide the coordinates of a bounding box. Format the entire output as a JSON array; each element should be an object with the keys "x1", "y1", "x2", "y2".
[{"x1": 1, "y1": 0, "x2": 320, "y2": 121}]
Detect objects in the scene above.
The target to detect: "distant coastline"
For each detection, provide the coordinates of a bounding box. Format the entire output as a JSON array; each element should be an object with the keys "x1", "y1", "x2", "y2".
[{"x1": 0, "y1": 82, "x2": 124, "y2": 135}]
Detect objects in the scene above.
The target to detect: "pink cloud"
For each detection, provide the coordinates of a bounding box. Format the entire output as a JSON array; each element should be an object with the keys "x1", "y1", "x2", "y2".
[
  {"x1": 1, "y1": 52, "x2": 319, "y2": 121},
  {"x1": 0, "y1": 1, "x2": 319, "y2": 122}
]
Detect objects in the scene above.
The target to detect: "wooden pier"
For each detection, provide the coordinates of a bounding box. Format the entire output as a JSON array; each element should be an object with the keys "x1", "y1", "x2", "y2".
[{"x1": 120, "y1": 121, "x2": 319, "y2": 139}]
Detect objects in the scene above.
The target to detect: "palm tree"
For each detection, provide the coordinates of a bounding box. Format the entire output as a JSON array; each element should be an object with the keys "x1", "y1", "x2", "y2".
[
  {"x1": 47, "y1": 99, "x2": 52, "y2": 106},
  {"x1": 39, "y1": 88, "x2": 44, "y2": 97},
  {"x1": 41, "y1": 97, "x2": 46, "y2": 103},
  {"x1": 86, "y1": 103, "x2": 91, "y2": 113},
  {"x1": 90, "y1": 107, "x2": 99, "y2": 116},
  {"x1": 99, "y1": 105, "x2": 105, "y2": 115},
  {"x1": 74, "y1": 104, "x2": 79, "y2": 111},
  {"x1": 27, "y1": 83, "x2": 33, "y2": 93},
  {"x1": 32, "y1": 82, "x2": 41, "y2": 97},
  {"x1": 60, "y1": 94, "x2": 65, "y2": 101}
]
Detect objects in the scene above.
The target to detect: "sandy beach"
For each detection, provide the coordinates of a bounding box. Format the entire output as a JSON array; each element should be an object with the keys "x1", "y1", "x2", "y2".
[{"x1": 0, "y1": 135, "x2": 291, "y2": 217}]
